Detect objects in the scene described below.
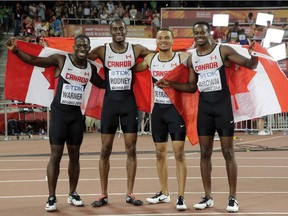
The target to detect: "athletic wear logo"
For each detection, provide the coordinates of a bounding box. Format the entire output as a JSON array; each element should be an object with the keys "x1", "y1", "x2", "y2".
[
  {"x1": 152, "y1": 64, "x2": 158, "y2": 67},
  {"x1": 126, "y1": 54, "x2": 132, "y2": 59},
  {"x1": 230, "y1": 120, "x2": 234, "y2": 123},
  {"x1": 68, "y1": 68, "x2": 73, "y2": 70},
  {"x1": 210, "y1": 55, "x2": 217, "y2": 61},
  {"x1": 108, "y1": 56, "x2": 114, "y2": 58},
  {"x1": 159, "y1": 197, "x2": 168, "y2": 201},
  {"x1": 180, "y1": 125, "x2": 185, "y2": 128}
]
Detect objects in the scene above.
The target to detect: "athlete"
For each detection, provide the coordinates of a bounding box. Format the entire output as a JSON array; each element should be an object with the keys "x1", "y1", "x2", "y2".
[
  {"x1": 157, "y1": 21, "x2": 258, "y2": 213},
  {"x1": 88, "y1": 18, "x2": 154, "y2": 207},
  {"x1": 6, "y1": 35, "x2": 105, "y2": 212},
  {"x1": 134, "y1": 28, "x2": 191, "y2": 211}
]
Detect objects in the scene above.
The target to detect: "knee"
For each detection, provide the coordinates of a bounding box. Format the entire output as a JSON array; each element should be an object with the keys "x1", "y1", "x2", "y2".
[
  {"x1": 200, "y1": 149, "x2": 213, "y2": 161},
  {"x1": 222, "y1": 148, "x2": 235, "y2": 161},
  {"x1": 100, "y1": 145, "x2": 112, "y2": 159},
  {"x1": 50, "y1": 152, "x2": 62, "y2": 164},
  {"x1": 174, "y1": 151, "x2": 185, "y2": 163},
  {"x1": 156, "y1": 150, "x2": 166, "y2": 161},
  {"x1": 126, "y1": 144, "x2": 136, "y2": 158}
]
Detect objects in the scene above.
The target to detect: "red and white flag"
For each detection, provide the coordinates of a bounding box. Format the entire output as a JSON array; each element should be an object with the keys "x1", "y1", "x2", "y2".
[
  {"x1": 225, "y1": 43, "x2": 288, "y2": 122},
  {"x1": 4, "y1": 41, "x2": 63, "y2": 107},
  {"x1": 160, "y1": 58, "x2": 199, "y2": 145},
  {"x1": 5, "y1": 38, "x2": 288, "y2": 145}
]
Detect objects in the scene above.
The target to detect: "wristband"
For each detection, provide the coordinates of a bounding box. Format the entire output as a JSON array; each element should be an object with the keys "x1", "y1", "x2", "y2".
[{"x1": 12, "y1": 48, "x2": 19, "y2": 54}]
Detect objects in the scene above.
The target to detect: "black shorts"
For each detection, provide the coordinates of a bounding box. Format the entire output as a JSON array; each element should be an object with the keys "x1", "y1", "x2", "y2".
[
  {"x1": 151, "y1": 103, "x2": 186, "y2": 142},
  {"x1": 49, "y1": 104, "x2": 84, "y2": 145},
  {"x1": 101, "y1": 95, "x2": 138, "y2": 134},
  {"x1": 197, "y1": 95, "x2": 234, "y2": 136}
]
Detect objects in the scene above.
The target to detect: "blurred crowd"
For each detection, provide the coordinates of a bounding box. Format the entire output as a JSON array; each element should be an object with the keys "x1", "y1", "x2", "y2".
[{"x1": 0, "y1": 1, "x2": 166, "y2": 44}]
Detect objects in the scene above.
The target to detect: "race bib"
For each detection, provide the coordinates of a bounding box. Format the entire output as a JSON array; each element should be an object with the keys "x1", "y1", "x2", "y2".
[
  {"x1": 60, "y1": 83, "x2": 84, "y2": 106},
  {"x1": 231, "y1": 32, "x2": 238, "y2": 39},
  {"x1": 197, "y1": 69, "x2": 222, "y2": 92},
  {"x1": 154, "y1": 86, "x2": 172, "y2": 104},
  {"x1": 109, "y1": 69, "x2": 132, "y2": 90}
]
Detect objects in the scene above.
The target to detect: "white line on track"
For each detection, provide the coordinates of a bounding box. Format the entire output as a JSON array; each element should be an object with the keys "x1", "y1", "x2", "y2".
[{"x1": 0, "y1": 176, "x2": 288, "y2": 183}]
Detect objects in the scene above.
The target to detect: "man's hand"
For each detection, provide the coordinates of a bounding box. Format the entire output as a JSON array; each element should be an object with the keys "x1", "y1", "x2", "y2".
[
  {"x1": 248, "y1": 40, "x2": 256, "y2": 55},
  {"x1": 156, "y1": 79, "x2": 170, "y2": 88},
  {"x1": 5, "y1": 37, "x2": 18, "y2": 53}
]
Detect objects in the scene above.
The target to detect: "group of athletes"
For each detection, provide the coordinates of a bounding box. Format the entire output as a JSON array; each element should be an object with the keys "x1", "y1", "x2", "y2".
[{"x1": 6, "y1": 18, "x2": 258, "y2": 213}]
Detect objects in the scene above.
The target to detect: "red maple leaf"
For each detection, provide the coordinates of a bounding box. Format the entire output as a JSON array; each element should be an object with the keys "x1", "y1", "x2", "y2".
[{"x1": 42, "y1": 67, "x2": 55, "y2": 90}]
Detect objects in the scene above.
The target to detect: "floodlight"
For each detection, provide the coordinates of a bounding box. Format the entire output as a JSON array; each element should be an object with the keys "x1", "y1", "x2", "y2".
[
  {"x1": 212, "y1": 14, "x2": 229, "y2": 27},
  {"x1": 267, "y1": 43, "x2": 287, "y2": 61},
  {"x1": 256, "y1": 12, "x2": 274, "y2": 26}
]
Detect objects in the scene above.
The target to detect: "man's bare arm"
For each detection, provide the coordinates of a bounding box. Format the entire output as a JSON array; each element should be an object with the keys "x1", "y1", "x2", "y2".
[{"x1": 223, "y1": 43, "x2": 258, "y2": 69}]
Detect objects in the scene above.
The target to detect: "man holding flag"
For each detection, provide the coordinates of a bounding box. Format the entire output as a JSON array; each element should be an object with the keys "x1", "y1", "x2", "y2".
[
  {"x1": 134, "y1": 28, "x2": 192, "y2": 211},
  {"x1": 5, "y1": 34, "x2": 105, "y2": 212},
  {"x1": 157, "y1": 21, "x2": 258, "y2": 213}
]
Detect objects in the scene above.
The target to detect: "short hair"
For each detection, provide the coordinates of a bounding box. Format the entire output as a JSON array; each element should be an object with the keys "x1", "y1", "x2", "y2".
[
  {"x1": 157, "y1": 28, "x2": 174, "y2": 38},
  {"x1": 75, "y1": 34, "x2": 90, "y2": 44},
  {"x1": 110, "y1": 18, "x2": 127, "y2": 29},
  {"x1": 193, "y1": 21, "x2": 210, "y2": 33}
]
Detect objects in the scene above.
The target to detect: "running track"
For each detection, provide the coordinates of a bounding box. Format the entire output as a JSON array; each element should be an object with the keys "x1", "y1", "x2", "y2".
[{"x1": 0, "y1": 132, "x2": 287, "y2": 216}]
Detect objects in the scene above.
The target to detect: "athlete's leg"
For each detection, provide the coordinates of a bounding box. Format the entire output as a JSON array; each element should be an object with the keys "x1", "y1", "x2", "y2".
[
  {"x1": 46, "y1": 144, "x2": 65, "y2": 196},
  {"x1": 67, "y1": 144, "x2": 81, "y2": 194},
  {"x1": 99, "y1": 133, "x2": 115, "y2": 196},
  {"x1": 123, "y1": 132, "x2": 138, "y2": 194},
  {"x1": 172, "y1": 141, "x2": 186, "y2": 197},
  {"x1": 220, "y1": 136, "x2": 237, "y2": 198},
  {"x1": 198, "y1": 135, "x2": 214, "y2": 199},
  {"x1": 154, "y1": 142, "x2": 169, "y2": 195}
]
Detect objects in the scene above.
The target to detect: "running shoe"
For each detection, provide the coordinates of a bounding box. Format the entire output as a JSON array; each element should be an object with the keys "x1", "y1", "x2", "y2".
[
  {"x1": 91, "y1": 195, "x2": 108, "y2": 207},
  {"x1": 176, "y1": 196, "x2": 187, "y2": 211},
  {"x1": 126, "y1": 193, "x2": 143, "y2": 206},
  {"x1": 67, "y1": 191, "x2": 84, "y2": 206},
  {"x1": 193, "y1": 197, "x2": 214, "y2": 210},
  {"x1": 146, "y1": 191, "x2": 170, "y2": 204},
  {"x1": 226, "y1": 197, "x2": 239, "y2": 213},
  {"x1": 45, "y1": 195, "x2": 57, "y2": 212}
]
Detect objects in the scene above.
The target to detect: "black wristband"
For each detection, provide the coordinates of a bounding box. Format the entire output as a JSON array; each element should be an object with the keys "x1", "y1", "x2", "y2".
[{"x1": 12, "y1": 48, "x2": 19, "y2": 54}]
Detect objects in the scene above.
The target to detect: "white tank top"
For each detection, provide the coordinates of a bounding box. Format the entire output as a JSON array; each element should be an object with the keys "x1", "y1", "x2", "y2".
[
  {"x1": 192, "y1": 44, "x2": 224, "y2": 92},
  {"x1": 58, "y1": 54, "x2": 92, "y2": 106},
  {"x1": 150, "y1": 52, "x2": 181, "y2": 104},
  {"x1": 104, "y1": 43, "x2": 135, "y2": 91}
]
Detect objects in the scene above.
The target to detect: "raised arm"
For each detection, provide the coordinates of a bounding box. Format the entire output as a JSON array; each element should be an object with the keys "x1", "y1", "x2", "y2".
[
  {"x1": 222, "y1": 42, "x2": 258, "y2": 69},
  {"x1": 133, "y1": 53, "x2": 153, "y2": 72},
  {"x1": 134, "y1": 44, "x2": 157, "y2": 58},
  {"x1": 88, "y1": 45, "x2": 105, "y2": 61},
  {"x1": 6, "y1": 37, "x2": 61, "y2": 69}
]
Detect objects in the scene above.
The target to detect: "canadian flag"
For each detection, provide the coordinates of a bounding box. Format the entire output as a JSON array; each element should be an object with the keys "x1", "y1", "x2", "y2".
[
  {"x1": 4, "y1": 38, "x2": 288, "y2": 145},
  {"x1": 4, "y1": 38, "x2": 194, "y2": 116},
  {"x1": 225, "y1": 43, "x2": 288, "y2": 122},
  {"x1": 160, "y1": 57, "x2": 199, "y2": 145}
]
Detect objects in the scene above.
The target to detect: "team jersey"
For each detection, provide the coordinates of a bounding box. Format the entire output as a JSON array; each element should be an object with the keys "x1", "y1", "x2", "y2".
[
  {"x1": 150, "y1": 52, "x2": 181, "y2": 104},
  {"x1": 192, "y1": 43, "x2": 230, "y2": 102},
  {"x1": 52, "y1": 54, "x2": 92, "y2": 110},
  {"x1": 104, "y1": 42, "x2": 136, "y2": 99}
]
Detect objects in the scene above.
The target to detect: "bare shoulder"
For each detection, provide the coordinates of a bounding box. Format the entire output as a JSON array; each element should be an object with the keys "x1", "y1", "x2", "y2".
[
  {"x1": 88, "y1": 45, "x2": 105, "y2": 61},
  {"x1": 179, "y1": 52, "x2": 190, "y2": 61},
  {"x1": 133, "y1": 44, "x2": 149, "y2": 51},
  {"x1": 145, "y1": 52, "x2": 155, "y2": 61}
]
